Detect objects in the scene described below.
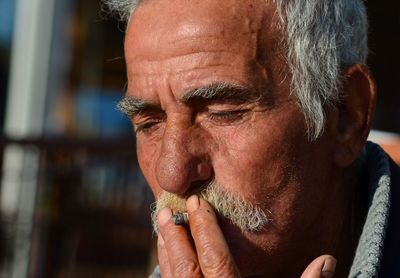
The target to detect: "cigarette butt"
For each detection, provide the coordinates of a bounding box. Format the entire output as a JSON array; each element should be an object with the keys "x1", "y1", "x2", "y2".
[{"x1": 172, "y1": 212, "x2": 189, "y2": 225}]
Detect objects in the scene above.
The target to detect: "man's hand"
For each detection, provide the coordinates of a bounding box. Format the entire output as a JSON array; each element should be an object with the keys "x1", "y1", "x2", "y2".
[
  {"x1": 157, "y1": 195, "x2": 336, "y2": 277},
  {"x1": 301, "y1": 255, "x2": 336, "y2": 278},
  {"x1": 157, "y1": 195, "x2": 240, "y2": 277}
]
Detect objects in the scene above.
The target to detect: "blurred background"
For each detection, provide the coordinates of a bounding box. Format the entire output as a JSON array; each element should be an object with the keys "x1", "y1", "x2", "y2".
[{"x1": 0, "y1": 0, "x2": 398, "y2": 277}]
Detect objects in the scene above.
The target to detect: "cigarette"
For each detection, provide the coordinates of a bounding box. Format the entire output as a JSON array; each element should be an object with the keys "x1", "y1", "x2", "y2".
[{"x1": 172, "y1": 212, "x2": 189, "y2": 225}]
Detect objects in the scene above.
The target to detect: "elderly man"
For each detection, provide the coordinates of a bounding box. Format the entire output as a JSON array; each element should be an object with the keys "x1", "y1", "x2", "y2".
[{"x1": 105, "y1": 0, "x2": 399, "y2": 276}]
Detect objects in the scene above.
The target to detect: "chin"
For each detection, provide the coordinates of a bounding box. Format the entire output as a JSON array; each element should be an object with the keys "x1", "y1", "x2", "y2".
[{"x1": 219, "y1": 218, "x2": 279, "y2": 277}]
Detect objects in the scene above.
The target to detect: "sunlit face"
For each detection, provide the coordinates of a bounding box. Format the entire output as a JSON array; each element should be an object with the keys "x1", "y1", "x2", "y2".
[{"x1": 123, "y1": 0, "x2": 341, "y2": 275}]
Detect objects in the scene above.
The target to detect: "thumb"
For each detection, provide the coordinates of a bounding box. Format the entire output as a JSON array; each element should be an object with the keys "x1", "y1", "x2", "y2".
[{"x1": 300, "y1": 255, "x2": 336, "y2": 278}]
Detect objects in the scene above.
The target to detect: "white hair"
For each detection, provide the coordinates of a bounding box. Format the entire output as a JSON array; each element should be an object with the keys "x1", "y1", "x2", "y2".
[
  {"x1": 102, "y1": 0, "x2": 138, "y2": 22},
  {"x1": 104, "y1": 0, "x2": 368, "y2": 140},
  {"x1": 276, "y1": 0, "x2": 368, "y2": 139}
]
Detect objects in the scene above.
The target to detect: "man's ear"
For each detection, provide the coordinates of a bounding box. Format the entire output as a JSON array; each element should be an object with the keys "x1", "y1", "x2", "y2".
[{"x1": 334, "y1": 64, "x2": 377, "y2": 167}]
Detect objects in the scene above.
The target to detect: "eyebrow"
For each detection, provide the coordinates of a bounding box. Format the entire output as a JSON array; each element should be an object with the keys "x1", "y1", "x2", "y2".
[
  {"x1": 117, "y1": 82, "x2": 263, "y2": 117},
  {"x1": 117, "y1": 96, "x2": 158, "y2": 117},
  {"x1": 181, "y1": 83, "x2": 261, "y2": 104}
]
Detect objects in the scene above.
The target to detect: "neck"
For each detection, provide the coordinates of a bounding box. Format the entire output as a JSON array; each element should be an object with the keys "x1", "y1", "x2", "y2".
[{"x1": 326, "y1": 163, "x2": 368, "y2": 277}]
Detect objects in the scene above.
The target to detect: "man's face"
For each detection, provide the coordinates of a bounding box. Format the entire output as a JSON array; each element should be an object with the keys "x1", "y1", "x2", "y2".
[{"x1": 124, "y1": 0, "x2": 340, "y2": 275}]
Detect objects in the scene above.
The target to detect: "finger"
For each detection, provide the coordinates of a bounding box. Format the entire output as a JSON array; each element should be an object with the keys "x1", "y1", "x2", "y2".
[
  {"x1": 157, "y1": 234, "x2": 172, "y2": 278},
  {"x1": 157, "y1": 207, "x2": 203, "y2": 278},
  {"x1": 187, "y1": 195, "x2": 240, "y2": 277},
  {"x1": 300, "y1": 255, "x2": 336, "y2": 278}
]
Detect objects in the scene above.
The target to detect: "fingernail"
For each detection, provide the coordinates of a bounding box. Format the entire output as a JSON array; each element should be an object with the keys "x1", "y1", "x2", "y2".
[
  {"x1": 186, "y1": 195, "x2": 199, "y2": 212},
  {"x1": 157, "y1": 207, "x2": 172, "y2": 227},
  {"x1": 322, "y1": 257, "x2": 336, "y2": 278}
]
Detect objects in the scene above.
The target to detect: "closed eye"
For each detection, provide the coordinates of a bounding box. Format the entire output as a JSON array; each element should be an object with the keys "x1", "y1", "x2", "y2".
[
  {"x1": 207, "y1": 109, "x2": 250, "y2": 125},
  {"x1": 133, "y1": 117, "x2": 164, "y2": 134}
]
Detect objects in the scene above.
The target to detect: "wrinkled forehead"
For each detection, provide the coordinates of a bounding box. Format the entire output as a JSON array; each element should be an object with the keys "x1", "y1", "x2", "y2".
[{"x1": 124, "y1": 0, "x2": 275, "y2": 58}]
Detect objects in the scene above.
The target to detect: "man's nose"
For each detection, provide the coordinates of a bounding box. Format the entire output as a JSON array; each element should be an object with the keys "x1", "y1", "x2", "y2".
[{"x1": 155, "y1": 124, "x2": 213, "y2": 195}]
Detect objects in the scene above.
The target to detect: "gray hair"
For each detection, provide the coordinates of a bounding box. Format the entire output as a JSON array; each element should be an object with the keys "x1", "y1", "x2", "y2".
[{"x1": 104, "y1": 0, "x2": 368, "y2": 140}]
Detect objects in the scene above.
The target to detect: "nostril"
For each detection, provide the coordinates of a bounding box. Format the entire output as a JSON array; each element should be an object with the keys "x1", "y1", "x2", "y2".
[
  {"x1": 185, "y1": 179, "x2": 214, "y2": 197},
  {"x1": 182, "y1": 161, "x2": 214, "y2": 196},
  {"x1": 197, "y1": 162, "x2": 213, "y2": 181},
  {"x1": 155, "y1": 136, "x2": 213, "y2": 194}
]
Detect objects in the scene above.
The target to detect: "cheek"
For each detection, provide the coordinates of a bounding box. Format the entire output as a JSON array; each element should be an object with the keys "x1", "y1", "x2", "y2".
[{"x1": 210, "y1": 111, "x2": 306, "y2": 199}]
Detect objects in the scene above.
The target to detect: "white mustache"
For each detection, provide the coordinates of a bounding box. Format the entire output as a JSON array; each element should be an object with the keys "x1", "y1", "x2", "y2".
[{"x1": 151, "y1": 181, "x2": 270, "y2": 234}]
